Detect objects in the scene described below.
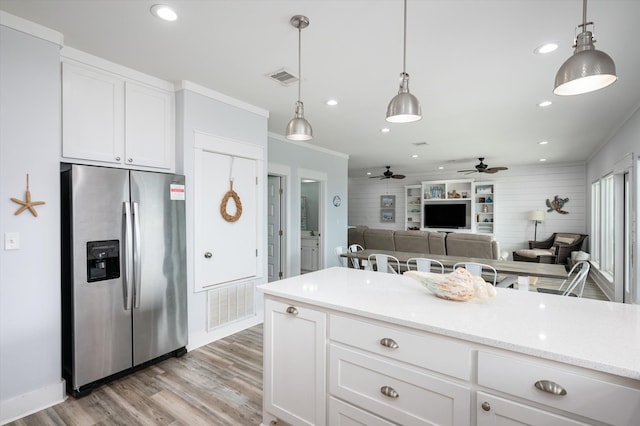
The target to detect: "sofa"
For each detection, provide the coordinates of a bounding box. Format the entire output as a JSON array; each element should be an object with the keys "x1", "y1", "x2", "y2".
[{"x1": 347, "y1": 227, "x2": 499, "y2": 260}]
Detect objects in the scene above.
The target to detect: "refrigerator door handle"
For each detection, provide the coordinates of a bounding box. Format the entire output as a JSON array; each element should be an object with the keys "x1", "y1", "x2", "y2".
[
  {"x1": 123, "y1": 201, "x2": 133, "y2": 310},
  {"x1": 132, "y1": 202, "x2": 142, "y2": 309}
]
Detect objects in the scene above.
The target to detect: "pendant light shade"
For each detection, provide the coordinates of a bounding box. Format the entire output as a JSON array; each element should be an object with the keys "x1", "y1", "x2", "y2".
[
  {"x1": 286, "y1": 15, "x2": 313, "y2": 141},
  {"x1": 554, "y1": 0, "x2": 617, "y2": 96},
  {"x1": 286, "y1": 101, "x2": 313, "y2": 141},
  {"x1": 386, "y1": 0, "x2": 422, "y2": 123}
]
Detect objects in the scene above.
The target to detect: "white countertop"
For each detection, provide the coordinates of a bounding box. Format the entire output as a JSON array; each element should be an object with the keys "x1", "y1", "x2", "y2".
[{"x1": 258, "y1": 267, "x2": 640, "y2": 380}]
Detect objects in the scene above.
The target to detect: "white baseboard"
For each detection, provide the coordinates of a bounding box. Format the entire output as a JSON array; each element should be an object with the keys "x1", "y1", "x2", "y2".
[
  {"x1": 187, "y1": 314, "x2": 263, "y2": 352},
  {"x1": 0, "y1": 380, "x2": 66, "y2": 425}
]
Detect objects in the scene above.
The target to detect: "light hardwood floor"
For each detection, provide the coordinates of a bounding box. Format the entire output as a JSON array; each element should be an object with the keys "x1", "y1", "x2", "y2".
[{"x1": 8, "y1": 325, "x2": 263, "y2": 426}]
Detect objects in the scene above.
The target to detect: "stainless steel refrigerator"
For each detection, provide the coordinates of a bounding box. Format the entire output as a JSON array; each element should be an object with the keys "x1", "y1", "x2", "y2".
[{"x1": 61, "y1": 164, "x2": 187, "y2": 396}]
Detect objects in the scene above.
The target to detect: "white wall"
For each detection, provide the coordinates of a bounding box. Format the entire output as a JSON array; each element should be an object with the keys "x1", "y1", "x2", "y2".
[
  {"x1": 175, "y1": 83, "x2": 269, "y2": 349},
  {"x1": 0, "y1": 17, "x2": 65, "y2": 423},
  {"x1": 268, "y1": 135, "x2": 349, "y2": 277},
  {"x1": 349, "y1": 163, "x2": 587, "y2": 258}
]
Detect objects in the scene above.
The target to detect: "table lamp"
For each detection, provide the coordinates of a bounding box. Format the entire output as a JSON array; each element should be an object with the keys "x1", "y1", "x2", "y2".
[{"x1": 528, "y1": 210, "x2": 545, "y2": 241}]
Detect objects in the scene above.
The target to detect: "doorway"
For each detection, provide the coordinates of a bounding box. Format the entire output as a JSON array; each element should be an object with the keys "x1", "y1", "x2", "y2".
[{"x1": 300, "y1": 177, "x2": 324, "y2": 274}]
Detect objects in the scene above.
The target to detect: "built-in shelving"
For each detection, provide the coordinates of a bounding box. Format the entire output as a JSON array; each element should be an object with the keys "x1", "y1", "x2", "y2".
[
  {"x1": 475, "y1": 183, "x2": 494, "y2": 234},
  {"x1": 404, "y1": 184, "x2": 422, "y2": 230},
  {"x1": 421, "y1": 179, "x2": 473, "y2": 231}
]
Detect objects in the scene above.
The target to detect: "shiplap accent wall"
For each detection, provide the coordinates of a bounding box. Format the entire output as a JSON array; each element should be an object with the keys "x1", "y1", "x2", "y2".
[{"x1": 349, "y1": 163, "x2": 587, "y2": 258}]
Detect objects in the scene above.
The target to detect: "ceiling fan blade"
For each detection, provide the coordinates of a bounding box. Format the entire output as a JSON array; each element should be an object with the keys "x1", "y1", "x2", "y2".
[
  {"x1": 391, "y1": 174, "x2": 406, "y2": 179},
  {"x1": 486, "y1": 167, "x2": 508, "y2": 173},
  {"x1": 369, "y1": 175, "x2": 384, "y2": 178},
  {"x1": 457, "y1": 169, "x2": 477, "y2": 173}
]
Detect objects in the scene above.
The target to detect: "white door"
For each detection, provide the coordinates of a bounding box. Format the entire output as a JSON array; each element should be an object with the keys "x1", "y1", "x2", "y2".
[
  {"x1": 267, "y1": 175, "x2": 284, "y2": 282},
  {"x1": 194, "y1": 150, "x2": 258, "y2": 289}
]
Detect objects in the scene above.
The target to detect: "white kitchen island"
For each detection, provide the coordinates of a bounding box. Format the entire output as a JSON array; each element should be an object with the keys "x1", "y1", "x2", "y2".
[{"x1": 258, "y1": 267, "x2": 640, "y2": 426}]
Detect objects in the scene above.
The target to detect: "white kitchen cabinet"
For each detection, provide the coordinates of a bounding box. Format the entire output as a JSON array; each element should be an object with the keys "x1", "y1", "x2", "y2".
[
  {"x1": 301, "y1": 236, "x2": 319, "y2": 273},
  {"x1": 62, "y1": 60, "x2": 174, "y2": 170},
  {"x1": 477, "y1": 392, "x2": 585, "y2": 426},
  {"x1": 478, "y1": 351, "x2": 640, "y2": 425},
  {"x1": 263, "y1": 298, "x2": 326, "y2": 426},
  {"x1": 259, "y1": 268, "x2": 640, "y2": 426}
]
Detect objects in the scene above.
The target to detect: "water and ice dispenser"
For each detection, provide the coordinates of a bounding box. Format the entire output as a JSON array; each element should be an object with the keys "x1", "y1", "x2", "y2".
[{"x1": 86, "y1": 240, "x2": 120, "y2": 282}]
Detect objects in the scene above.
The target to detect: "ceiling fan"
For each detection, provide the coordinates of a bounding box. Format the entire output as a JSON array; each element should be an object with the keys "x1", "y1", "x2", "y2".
[
  {"x1": 457, "y1": 158, "x2": 508, "y2": 174},
  {"x1": 370, "y1": 166, "x2": 406, "y2": 180}
]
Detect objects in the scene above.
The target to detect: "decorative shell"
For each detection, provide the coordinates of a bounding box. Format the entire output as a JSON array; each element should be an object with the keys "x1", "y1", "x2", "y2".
[{"x1": 404, "y1": 268, "x2": 496, "y2": 302}]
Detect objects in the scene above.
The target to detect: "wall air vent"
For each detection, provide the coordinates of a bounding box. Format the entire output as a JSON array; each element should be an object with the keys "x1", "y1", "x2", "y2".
[{"x1": 266, "y1": 68, "x2": 298, "y2": 86}]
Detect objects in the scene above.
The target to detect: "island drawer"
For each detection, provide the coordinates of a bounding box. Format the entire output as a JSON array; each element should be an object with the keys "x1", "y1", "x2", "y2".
[
  {"x1": 330, "y1": 314, "x2": 472, "y2": 380},
  {"x1": 478, "y1": 351, "x2": 640, "y2": 425},
  {"x1": 330, "y1": 344, "x2": 471, "y2": 426},
  {"x1": 329, "y1": 397, "x2": 397, "y2": 426}
]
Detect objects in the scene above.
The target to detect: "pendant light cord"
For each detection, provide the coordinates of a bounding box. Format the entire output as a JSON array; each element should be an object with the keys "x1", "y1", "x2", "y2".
[
  {"x1": 582, "y1": 0, "x2": 587, "y2": 29},
  {"x1": 402, "y1": 0, "x2": 407, "y2": 74},
  {"x1": 297, "y1": 25, "x2": 302, "y2": 103}
]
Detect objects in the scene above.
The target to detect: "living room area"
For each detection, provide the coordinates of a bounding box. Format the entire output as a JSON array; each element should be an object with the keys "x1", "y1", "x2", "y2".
[{"x1": 347, "y1": 160, "x2": 606, "y2": 297}]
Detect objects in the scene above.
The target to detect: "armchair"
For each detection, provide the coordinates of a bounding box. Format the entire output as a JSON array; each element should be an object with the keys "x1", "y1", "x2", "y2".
[{"x1": 512, "y1": 233, "x2": 588, "y2": 265}]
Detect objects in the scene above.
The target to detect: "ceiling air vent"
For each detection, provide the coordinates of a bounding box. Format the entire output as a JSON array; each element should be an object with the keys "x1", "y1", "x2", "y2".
[{"x1": 266, "y1": 68, "x2": 298, "y2": 86}]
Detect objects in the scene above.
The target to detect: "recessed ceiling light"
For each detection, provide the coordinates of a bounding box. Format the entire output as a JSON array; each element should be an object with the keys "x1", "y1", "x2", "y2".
[
  {"x1": 411, "y1": 154, "x2": 419, "y2": 158},
  {"x1": 539, "y1": 158, "x2": 547, "y2": 162},
  {"x1": 326, "y1": 99, "x2": 338, "y2": 106},
  {"x1": 438, "y1": 166, "x2": 444, "y2": 170},
  {"x1": 380, "y1": 128, "x2": 390, "y2": 133},
  {"x1": 534, "y1": 43, "x2": 558, "y2": 54},
  {"x1": 537, "y1": 100, "x2": 553, "y2": 107},
  {"x1": 151, "y1": 4, "x2": 178, "y2": 21},
  {"x1": 539, "y1": 141, "x2": 549, "y2": 145},
  {"x1": 366, "y1": 172, "x2": 372, "y2": 175}
]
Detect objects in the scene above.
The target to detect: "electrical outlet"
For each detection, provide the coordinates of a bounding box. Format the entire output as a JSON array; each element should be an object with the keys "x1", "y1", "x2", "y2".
[{"x1": 4, "y1": 232, "x2": 19, "y2": 250}]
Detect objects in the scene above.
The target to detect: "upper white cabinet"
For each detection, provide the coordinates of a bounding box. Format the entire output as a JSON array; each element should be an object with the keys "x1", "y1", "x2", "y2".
[{"x1": 62, "y1": 60, "x2": 174, "y2": 171}]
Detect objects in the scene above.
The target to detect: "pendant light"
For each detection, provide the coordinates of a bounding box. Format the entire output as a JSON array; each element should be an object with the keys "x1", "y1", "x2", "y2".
[
  {"x1": 286, "y1": 15, "x2": 313, "y2": 141},
  {"x1": 554, "y1": 0, "x2": 617, "y2": 96},
  {"x1": 386, "y1": 0, "x2": 422, "y2": 123}
]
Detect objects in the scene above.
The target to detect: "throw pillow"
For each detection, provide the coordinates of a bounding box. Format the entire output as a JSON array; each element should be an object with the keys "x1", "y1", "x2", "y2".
[{"x1": 554, "y1": 235, "x2": 576, "y2": 245}]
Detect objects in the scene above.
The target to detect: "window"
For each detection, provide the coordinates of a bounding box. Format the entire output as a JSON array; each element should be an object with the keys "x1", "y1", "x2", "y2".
[
  {"x1": 591, "y1": 175, "x2": 614, "y2": 279},
  {"x1": 590, "y1": 181, "x2": 600, "y2": 265},
  {"x1": 601, "y1": 175, "x2": 614, "y2": 276}
]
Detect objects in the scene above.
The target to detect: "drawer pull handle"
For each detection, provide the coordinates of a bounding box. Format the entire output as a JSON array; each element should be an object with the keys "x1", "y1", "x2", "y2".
[
  {"x1": 481, "y1": 401, "x2": 491, "y2": 412},
  {"x1": 380, "y1": 385, "x2": 399, "y2": 399},
  {"x1": 286, "y1": 306, "x2": 298, "y2": 315},
  {"x1": 380, "y1": 337, "x2": 399, "y2": 349},
  {"x1": 534, "y1": 380, "x2": 567, "y2": 396}
]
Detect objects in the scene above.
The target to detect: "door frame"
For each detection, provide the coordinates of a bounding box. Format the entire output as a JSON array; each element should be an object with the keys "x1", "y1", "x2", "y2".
[{"x1": 268, "y1": 163, "x2": 291, "y2": 278}]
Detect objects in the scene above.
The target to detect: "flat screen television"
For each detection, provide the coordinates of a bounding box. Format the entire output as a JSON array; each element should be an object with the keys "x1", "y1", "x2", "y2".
[{"x1": 424, "y1": 203, "x2": 467, "y2": 228}]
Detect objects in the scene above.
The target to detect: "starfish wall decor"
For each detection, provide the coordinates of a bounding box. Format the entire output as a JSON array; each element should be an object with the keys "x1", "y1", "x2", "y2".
[{"x1": 11, "y1": 174, "x2": 45, "y2": 217}]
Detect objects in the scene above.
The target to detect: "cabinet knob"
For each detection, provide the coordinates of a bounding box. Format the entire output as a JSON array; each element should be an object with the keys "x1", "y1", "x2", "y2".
[
  {"x1": 380, "y1": 385, "x2": 399, "y2": 399},
  {"x1": 204, "y1": 251, "x2": 212, "y2": 259},
  {"x1": 534, "y1": 380, "x2": 567, "y2": 395},
  {"x1": 127, "y1": 158, "x2": 133, "y2": 163},
  {"x1": 379, "y1": 337, "x2": 399, "y2": 349},
  {"x1": 481, "y1": 401, "x2": 491, "y2": 412},
  {"x1": 286, "y1": 306, "x2": 298, "y2": 315},
  {"x1": 115, "y1": 156, "x2": 121, "y2": 161}
]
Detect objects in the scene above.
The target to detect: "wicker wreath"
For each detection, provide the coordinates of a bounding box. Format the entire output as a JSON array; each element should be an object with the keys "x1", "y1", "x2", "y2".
[{"x1": 220, "y1": 181, "x2": 242, "y2": 222}]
